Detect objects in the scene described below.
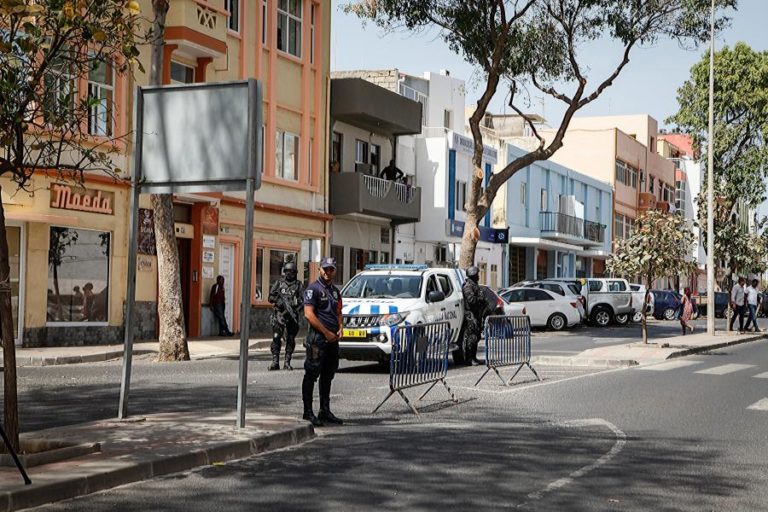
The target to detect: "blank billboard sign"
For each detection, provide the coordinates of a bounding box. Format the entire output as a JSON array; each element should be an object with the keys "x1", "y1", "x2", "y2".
[{"x1": 137, "y1": 80, "x2": 262, "y2": 193}]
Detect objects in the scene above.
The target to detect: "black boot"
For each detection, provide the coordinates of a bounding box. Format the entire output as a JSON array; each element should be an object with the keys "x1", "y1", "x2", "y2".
[
  {"x1": 302, "y1": 411, "x2": 323, "y2": 427},
  {"x1": 268, "y1": 355, "x2": 280, "y2": 371},
  {"x1": 318, "y1": 409, "x2": 343, "y2": 425},
  {"x1": 283, "y1": 354, "x2": 293, "y2": 370}
]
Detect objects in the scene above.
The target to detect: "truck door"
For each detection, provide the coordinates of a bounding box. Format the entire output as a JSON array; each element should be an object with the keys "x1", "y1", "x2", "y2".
[{"x1": 436, "y1": 272, "x2": 463, "y2": 339}]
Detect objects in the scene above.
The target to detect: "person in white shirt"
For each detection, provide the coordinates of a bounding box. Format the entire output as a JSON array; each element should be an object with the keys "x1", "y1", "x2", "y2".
[
  {"x1": 744, "y1": 279, "x2": 761, "y2": 332},
  {"x1": 730, "y1": 277, "x2": 746, "y2": 333}
]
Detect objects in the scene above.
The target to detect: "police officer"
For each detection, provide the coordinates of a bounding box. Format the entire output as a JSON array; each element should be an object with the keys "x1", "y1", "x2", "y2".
[
  {"x1": 461, "y1": 265, "x2": 490, "y2": 366},
  {"x1": 268, "y1": 261, "x2": 304, "y2": 371},
  {"x1": 301, "y1": 257, "x2": 344, "y2": 427}
]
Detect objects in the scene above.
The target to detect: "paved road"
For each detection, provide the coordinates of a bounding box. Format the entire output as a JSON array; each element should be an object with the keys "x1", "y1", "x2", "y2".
[{"x1": 22, "y1": 335, "x2": 768, "y2": 510}]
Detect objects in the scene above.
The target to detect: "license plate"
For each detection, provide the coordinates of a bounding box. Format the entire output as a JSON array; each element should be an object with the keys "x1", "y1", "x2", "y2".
[{"x1": 342, "y1": 329, "x2": 367, "y2": 339}]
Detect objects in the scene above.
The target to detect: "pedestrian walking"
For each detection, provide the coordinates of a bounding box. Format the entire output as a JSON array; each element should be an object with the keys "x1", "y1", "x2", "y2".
[
  {"x1": 301, "y1": 257, "x2": 344, "y2": 427},
  {"x1": 744, "y1": 279, "x2": 761, "y2": 333},
  {"x1": 460, "y1": 266, "x2": 491, "y2": 366},
  {"x1": 209, "y1": 276, "x2": 233, "y2": 337},
  {"x1": 729, "y1": 277, "x2": 747, "y2": 333},
  {"x1": 267, "y1": 261, "x2": 304, "y2": 371},
  {"x1": 679, "y1": 287, "x2": 695, "y2": 335}
]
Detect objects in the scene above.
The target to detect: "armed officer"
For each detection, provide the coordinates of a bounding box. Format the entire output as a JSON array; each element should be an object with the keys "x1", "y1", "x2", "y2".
[
  {"x1": 268, "y1": 261, "x2": 304, "y2": 371},
  {"x1": 461, "y1": 266, "x2": 490, "y2": 366},
  {"x1": 301, "y1": 257, "x2": 344, "y2": 427}
]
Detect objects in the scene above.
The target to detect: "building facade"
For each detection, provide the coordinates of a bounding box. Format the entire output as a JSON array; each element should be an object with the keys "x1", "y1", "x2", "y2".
[{"x1": 11, "y1": 0, "x2": 332, "y2": 347}]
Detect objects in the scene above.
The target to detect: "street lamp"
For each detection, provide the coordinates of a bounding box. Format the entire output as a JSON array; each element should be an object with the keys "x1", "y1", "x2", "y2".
[{"x1": 706, "y1": 0, "x2": 716, "y2": 336}]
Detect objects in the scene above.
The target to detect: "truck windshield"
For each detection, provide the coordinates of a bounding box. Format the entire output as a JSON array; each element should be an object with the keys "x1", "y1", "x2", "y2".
[{"x1": 342, "y1": 275, "x2": 423, "y2": 299}]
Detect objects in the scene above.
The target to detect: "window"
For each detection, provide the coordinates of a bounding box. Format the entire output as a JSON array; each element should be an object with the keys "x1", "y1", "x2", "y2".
[
  {"x1": 310, "y1": 3, "x2": 316, "y2": 63},
  {"x1": 225, "y1": 0, "x2": 239, "y2": 32},
  {"x1": 254, "y1": 248, "x2": 264, "y2": 300},
  {"x1": 275, "y1": 130, "x2": 299, "y2": 180},
  {"x1": 614, "y1": 213, "x2": 625, "y2": 239},
  {"x1": 649, "y1": 175, "x2": 655, "y2": 194},
  {"x1": 540, "y1": 188, "x2": 548, "y2": 211},
  {"x1": 43, "y1": 52, "x2": 76, "y2": 125},
  {"x1": 170, "y1": 61, "x2": 194, "y2": 84},
  {"x1": 455, "y1": 181, "x2": 467, "y2": 212},
  {"x1": 355, "y1": 140, "x2": 369, "y2": 164},
  {"x1": 87, "y1": 59, "x2": 114, "y2": 136},
  {"x1": 615, "y1": 160, "x2": 638, "y2": 188},
  {"x1": 262, "y1": 0, "x2": 268, "y2": 44},
  {"x1": 426, "y1": 276, "x2": 440, "y2": 296},
  {"x1": 370, "y1": 144, "x2": 381, "y2": 174},
  {"x1": 525, "y1": 289, "x2": 553, "y2": 301},
  {"x1": 399, "y1": 82, "x2": 428, "y2": 126},
  {"x1": 443, "y1": 109, "x2": 453, "y2": 129},
  {"x1": 503, "y1": 289, "x2": 525, "y2": 303},
  {"x1": 47, "y1": 227, "x2": 110, "y2": 323},
  {"x1": 588, "y1": 280, "x2": 602, "y2": 292},
  {"x1": 436, "y1": 274, "x2": 453, "y2": 296},
  {"x1": 331, "y1": 132, "x2": 343, "y2": 169},
  {"x1": 541, "y1": 283, "x2": 565, "y2": 296},
  {"x1": 308, "y1": 138, "x2": 313, "y2": 184},
  {"x1": 330, "y1": 245, "x2": 345, "y2": 284},
  {"x1": 608, "y1": 280, "x2": 626, "y2": 292},
  {"x1": 277, "y1": 0, "x2": 302, "y2": 58},
  {"x1": 380, "y1": 227, "x2": 390, "y2": 244}
]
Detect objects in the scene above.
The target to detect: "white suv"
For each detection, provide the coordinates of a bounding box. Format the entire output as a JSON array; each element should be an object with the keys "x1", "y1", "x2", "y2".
[{"x1": 339, "y1": 265, "x2": 465, "y2": 364}]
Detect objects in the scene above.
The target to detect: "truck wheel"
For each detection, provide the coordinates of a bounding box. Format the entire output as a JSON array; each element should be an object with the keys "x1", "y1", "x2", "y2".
[
  {"x1": 632, "y1": 311, "x2": 644, "y2": 323},
  {"x1": 663, "y1": 307, "x2": 677, "y2": 321},
  {"x1": 592, "y1": 306, "x2": 612, "y2": 327},
  {"x1": 547, "y1": 313, "x2": 567, "y2": 331},
  {"x1": 614, "y1": 313, "x2": 630, "y2": 326}
]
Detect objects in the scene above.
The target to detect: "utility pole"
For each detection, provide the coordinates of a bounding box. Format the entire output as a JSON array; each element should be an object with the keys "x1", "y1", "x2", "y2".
[{"x1": 706, "y1": 0, "x2": 716, "y2": 336}]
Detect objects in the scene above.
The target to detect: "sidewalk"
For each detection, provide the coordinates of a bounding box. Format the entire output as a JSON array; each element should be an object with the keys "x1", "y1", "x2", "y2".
[
  {"x1": 0, "y1": 412, "x2": 314, "y2": 511},
  {"x1": 533, "y1": 331, "x2": 767, "y2": 368},
  {"x1": 3, "y1": 337, "x2": 274, "y2": 367}
]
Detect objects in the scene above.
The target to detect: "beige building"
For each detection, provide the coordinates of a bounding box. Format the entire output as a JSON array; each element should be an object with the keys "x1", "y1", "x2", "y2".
[{"x1": 540, "y1": 115, "x2": 675, "y2": 269}]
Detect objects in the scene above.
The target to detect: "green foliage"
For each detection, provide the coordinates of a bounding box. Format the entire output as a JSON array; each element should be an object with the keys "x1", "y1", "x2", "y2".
[
  {"x1": 607, "y1": 209, "x2": 698, "y2": 283},
  {"x1": 667, "y1": 43, "x2": 768, "y2": 206},
  {"x1": 0, "y1": 0, "x2": 144, "y2": 187}
]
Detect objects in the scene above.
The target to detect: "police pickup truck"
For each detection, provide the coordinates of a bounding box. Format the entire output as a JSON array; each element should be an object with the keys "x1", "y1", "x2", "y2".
[{"x1": 338, "y1": 264, "x2": 467, "y2": 364}]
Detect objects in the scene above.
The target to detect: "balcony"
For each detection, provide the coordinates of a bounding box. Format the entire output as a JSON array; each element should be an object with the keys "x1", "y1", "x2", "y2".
[
  {"x1": 539, "y1": 211, "x2": 605, "y2": 247},
  {"x1": 165, "y1": 0, "x2": 228, "y2": 59},
  {"x1": 330, "y1": 173, "x2": 421, "y2": 223}
]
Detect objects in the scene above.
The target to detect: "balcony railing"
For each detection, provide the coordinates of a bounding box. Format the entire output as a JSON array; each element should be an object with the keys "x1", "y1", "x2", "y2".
[
  {"x1": 330, "y1": 172, "x2": 421, "y2": 223},
  {"x1": 539, "y1": 211, "x2": 605, "y2": 245}
]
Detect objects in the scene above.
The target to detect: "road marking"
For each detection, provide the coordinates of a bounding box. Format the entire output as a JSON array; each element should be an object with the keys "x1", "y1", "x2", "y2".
[
  {"x1": 635, "y1": 360, "x2": 703, "y2": 371},
  {"x1": 753, "y1": 372, "x2": 768, "y2": 379},
  {"x1": 746, "y1": 398, "x2": 768, "y2": 411},
  {"x1": 593, "y1": 338, "x2": 632, "y2": 344},
  {"x1": 519, "y1": 418, "x2": 627, "y2": 507},
  {"x1": 694, "y1": 364, "x2": 756, "y2": 375}
]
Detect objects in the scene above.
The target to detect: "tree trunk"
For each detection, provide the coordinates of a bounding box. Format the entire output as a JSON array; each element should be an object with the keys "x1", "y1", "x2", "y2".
[
  {"x1": 0, "y1": 190, "x2": 20, "y2": 451},
  {"x1": 459, "y1": 210, "x2": 481, "y2": 269},
  {"x1": 149, "y1": 0, "x2": 189, "y2": 361},
  {"x1": 152, "y1": 194, "x2": 189, "y2": 361}
]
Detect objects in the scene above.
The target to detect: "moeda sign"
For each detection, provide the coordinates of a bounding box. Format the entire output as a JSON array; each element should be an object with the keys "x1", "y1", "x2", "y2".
[{"x1": 50, "y1": 184, "x2": 114, "y2": 215}]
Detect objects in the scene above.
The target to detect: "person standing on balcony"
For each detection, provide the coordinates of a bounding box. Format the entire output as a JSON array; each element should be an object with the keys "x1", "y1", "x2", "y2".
[{"x1": 380, "y1": 160, "x2": 404, "y2": 182}]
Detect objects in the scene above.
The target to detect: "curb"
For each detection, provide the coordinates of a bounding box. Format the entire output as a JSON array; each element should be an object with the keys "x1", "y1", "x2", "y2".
[
  {"x1": 665, "y1": 332, "x2": 767, "y2": 359},
  {"x1": 6, "y1": 350, "x2": 157, "y2": 368},
  {"x1": 531, "y1": 356, "x2": 639, "y2": 369},
  {"x1": 0, "y1": 423, "x2": 314, "y2": 512}
]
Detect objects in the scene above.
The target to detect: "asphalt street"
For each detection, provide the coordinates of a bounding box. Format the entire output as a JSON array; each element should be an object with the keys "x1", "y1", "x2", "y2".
[{"x1": 11, "y1": 327, "x2": 768, "y2": 511}]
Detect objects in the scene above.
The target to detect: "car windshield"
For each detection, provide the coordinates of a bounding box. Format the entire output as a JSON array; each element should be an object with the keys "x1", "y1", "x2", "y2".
[{"x1": 342, "y1": 274, "x2": 422, "y2": 299}]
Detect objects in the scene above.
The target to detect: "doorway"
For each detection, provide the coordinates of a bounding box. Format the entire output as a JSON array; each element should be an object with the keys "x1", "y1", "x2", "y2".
[
  {"x1": 7, "y1": 224, "x2": 24, "y2": 346},
  {"x1": 176, "y1": 238, "x2": 192, "y2": 334},
  {"x1": 219, "y1": 242, "x2": 235, "y2": 330}
]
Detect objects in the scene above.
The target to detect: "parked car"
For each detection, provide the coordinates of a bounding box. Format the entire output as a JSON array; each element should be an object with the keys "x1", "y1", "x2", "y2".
[
  {"x1": 516, "y1": 281, "x2": 585, "y2": 321},
  {"x1": 629, "y1": 284, "x2": 654, "y2": 322},
  {"x1": 499, "y1": 287, "x2": 581, "y2": 331},
  {"x1": 480, "y1": 285, "x2": 526, "y2": 317},
  {"x1": 652, "y1": 290, "x2": 682, "y2": 320},
  {"x1": 695, "y1": 291, "x2": 729, "y2": 318},
  {"x1": 584, "y1": 278, "x2": 634, "y2": 327}
]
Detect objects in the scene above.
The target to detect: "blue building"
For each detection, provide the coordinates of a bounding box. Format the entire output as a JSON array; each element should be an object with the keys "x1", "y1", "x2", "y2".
[{"x1": 502, "y1": 145, "x2": 613, "y2": 286}]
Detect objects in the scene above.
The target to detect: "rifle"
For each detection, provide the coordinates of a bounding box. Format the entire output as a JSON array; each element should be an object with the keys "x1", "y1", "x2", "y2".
[{"x1": 276, "y1": 291, "x2": 300, "y2": 325}]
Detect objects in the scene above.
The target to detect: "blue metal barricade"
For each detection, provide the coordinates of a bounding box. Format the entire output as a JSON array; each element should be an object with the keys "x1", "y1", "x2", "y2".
[
  {"x1": 474, "y1": 315, "x2": 540, "y2": 387},
  {"x1": 372, "y1": 321, "x2": 458, "y2": 415}
]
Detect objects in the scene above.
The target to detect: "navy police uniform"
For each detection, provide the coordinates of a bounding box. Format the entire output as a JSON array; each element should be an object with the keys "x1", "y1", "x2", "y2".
[{"x1": 302, "y1": 266, "x2": 342, "y2": 424}]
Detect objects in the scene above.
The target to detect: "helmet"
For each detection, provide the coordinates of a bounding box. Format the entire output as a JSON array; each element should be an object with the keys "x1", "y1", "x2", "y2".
[
  {"x1": 283, "y1": 262, "x2": 298, "y2": 281},
  {"x1": 466, "y1": 266, "x2": 480, "y2": 282}
]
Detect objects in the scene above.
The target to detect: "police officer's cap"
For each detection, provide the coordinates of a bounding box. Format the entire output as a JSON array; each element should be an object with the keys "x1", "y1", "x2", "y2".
[{"x1": 320, "y1": 257, "x2": 337, "y2": 269}]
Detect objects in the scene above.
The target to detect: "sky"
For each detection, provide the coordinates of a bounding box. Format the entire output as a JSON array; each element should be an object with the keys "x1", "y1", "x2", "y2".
[{"x1": 331, "y1": 0, "x2": 766, "y2": 130}]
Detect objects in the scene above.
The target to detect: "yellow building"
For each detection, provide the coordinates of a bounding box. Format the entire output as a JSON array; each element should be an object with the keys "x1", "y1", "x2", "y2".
[{"x1": 7, "y1": 0, "x2": 331, "y2": 346}]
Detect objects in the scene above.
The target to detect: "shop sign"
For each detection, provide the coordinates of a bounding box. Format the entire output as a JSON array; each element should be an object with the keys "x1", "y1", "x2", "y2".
[
  {"x1": 137, "y1": 255, "x2": 153, "y2": 272},
  {"x1": 448, "y1": 132, "x2": 498, "y2": 164},
  {"x1": 445, "y1": 219, "x2": 508, "y2": 244},
  {"x1": 138, "y1": 208, "x2": 156, "y2": 255},
  {"x1": 50, "y1": 184, "x2": 114, "y2": 215}
]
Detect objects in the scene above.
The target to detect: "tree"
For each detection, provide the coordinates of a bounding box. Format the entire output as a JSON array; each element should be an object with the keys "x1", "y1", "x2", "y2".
[
  {"x1": 0, "y1": 0, "x2": 143, "y2": 450},
  {"x1": 668, "y1": 43, "x2": 768, "y2": 288},
  {"x1": 148, "y1": 0, "x2": 189, "y2": 362},
  {"x1": 607, "y1": 209, "x2": 698, "y2": 344},
  {"x1": 346, "y1": 0, "x2": 736, "y2": 267}
]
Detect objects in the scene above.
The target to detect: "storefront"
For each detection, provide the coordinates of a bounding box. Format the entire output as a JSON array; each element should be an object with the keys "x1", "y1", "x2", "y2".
[{"x1": 1, "y1": 174, "x2": 130, "y2": 347}]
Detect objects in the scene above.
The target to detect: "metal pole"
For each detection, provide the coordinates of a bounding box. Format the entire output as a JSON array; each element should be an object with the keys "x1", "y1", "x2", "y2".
[
  {"x1": 706, "y1": 0, "x2": 716, "y2": 336},
  {"x1": 119, "y1": 88, "x2": 143, "y2": 419}
]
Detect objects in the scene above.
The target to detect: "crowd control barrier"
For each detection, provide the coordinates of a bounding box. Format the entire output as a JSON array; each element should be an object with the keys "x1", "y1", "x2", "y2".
[
  {"x1": 474, "y1": 315, "x2": 540, "y2": 387},
  {"x1": 372, "y1": 321, "x2": 458, "y2": 415}
]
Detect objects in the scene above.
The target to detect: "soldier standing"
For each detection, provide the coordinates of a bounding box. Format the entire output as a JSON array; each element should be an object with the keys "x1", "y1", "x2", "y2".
[
  {"x1": 268, "y1": 262, "x2": 304, "y2": 371},
  {"x1": 461, "y1": 266, "x2": 490, "y2": 366}
]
